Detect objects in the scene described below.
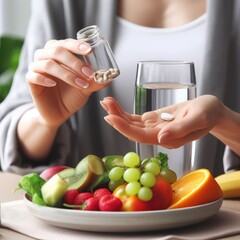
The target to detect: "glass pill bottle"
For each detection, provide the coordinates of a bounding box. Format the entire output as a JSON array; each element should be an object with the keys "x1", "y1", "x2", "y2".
[{"x1": 77, "y1": 25, "x2": 120, "y2": 84}]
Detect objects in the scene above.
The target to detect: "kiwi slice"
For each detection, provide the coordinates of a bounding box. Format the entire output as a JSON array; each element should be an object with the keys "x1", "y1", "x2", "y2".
[
  {"x1": 58, "y1": 165, "x2": 89, "y2": 191},
  {"x1": 58, "y1": 155, "x2": 105, "y2": 191},
  {"x1": 76, "y1": 155, "x2": 105, "y2": 175}
]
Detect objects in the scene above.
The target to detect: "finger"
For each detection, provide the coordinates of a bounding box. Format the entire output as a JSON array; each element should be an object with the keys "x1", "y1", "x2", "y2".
[
  {"x1": 26, "y1": 71, "x2": 56, "y2": 87},
  {"x1": 104, "y1": 115, "x2": 159, "y2": 144},
  {"x1": 158, "y1": 128, "x2": 210, "y2": 149},
  {"x1": 34, "y1": 47, "x2": 94, "y2": 78},
  {"x1": 101, "y1": 97, "x2": 127, "y2": 115},
  {"x1": 28, "y1": 60, "x2": 90, "y2": 89},
  {"x1": 44, "y1": 38, "x2": 92, "y2": 55},
  {"x1": 100, "y1": 100, "x2": 144, "y2": 128},
  {"x1": 100, "y1": 97, "x2": 155, "y2": 127},
  {"x1": 158, "y1": 112, "x2": 210, "y2": 141},
  {"x1": 101, "y1": 97, "x2": 142, "y2": 122}
]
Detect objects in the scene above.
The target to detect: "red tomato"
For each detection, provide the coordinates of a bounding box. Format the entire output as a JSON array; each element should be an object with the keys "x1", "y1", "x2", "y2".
[
  {"x1": 113, "y1": 176, "x2": 173, "y2": 211},
  {"x1": 148, "y1": 175, "x2": 173, "y2": 210}
]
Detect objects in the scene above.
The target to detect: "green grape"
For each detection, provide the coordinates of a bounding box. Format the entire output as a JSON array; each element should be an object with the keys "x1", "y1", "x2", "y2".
[
  {"x1": 160, "y1": 168, "x2": 177, "y2": 184},
  {"x1": 138, "y1": 187, "x2": 153, "y2": 201},
  {"x1": 123, "y1": 168, "x2": 140, "y2": 182},
  {"x1": 123, "y1": 152, "x2": 140, "y2": 168},
  {"x1": 125, "y1": 181, "x2": 141, "y2": 195},
  {"x1": 140, "y1": 172, "x2": 156, "y2": 187},
  {"x1": 108, "y1": 177, "x2": 125, "y2": 192},
  {"x1": 144, "y1": 162, "x2": 160, "y2": 176},
  {"x1": 109, "y1": 166, "x2": 124, "y2": 181}
]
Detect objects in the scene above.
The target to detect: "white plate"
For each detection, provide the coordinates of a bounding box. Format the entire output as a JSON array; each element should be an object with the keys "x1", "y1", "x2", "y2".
[{"x1": 24, "y1": 195, "x2": 223, "y2": 232}]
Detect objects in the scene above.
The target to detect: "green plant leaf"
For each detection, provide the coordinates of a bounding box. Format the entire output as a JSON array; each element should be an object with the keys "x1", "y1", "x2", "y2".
[{"x1": 0, "y1": 35, "x2": 24, "y2": 102}]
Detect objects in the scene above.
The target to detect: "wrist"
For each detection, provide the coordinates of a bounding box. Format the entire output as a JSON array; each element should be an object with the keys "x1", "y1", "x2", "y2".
[
  {"x1": 210, "y1": 99, "x2": 227, "y2": 134},
  {"x1": 29, "y1": 108, "x2": 61, "y2": 131},
  {"x1": 17, "y1": 108, "x2": 60, "y2": 161},
  {"x1": 210, "y1": 101, "x2": 240, "y2": 156}
]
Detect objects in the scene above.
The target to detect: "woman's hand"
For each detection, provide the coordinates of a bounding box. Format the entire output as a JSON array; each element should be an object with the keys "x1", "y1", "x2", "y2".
[
  {"x1": 100, "y1": 95, "x2": 223, "y2": 149},
  {"x1": 26, "y1": 38, "x2": 109, "y2": 128}
]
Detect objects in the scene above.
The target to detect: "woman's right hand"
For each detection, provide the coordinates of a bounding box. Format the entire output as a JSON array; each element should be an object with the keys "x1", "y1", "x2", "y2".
[{"x1": 26, "y1": 38, "x2": 109, "y2": 128}]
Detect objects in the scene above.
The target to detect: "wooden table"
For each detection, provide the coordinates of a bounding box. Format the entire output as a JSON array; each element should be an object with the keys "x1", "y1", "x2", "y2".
[{"x1": 0, "y1": 172, "x2": 239, "y2": 240}]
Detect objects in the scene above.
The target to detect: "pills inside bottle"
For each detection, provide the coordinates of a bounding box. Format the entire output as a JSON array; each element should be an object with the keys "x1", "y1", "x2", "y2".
[{"x1": 77, "y1": 25, "x2": 120, "y2": 84}]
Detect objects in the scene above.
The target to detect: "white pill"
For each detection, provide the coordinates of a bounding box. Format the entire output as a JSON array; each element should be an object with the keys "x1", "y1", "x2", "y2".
[{"x1": 161, "y1": 112, "x2": 174, "y2": 121}]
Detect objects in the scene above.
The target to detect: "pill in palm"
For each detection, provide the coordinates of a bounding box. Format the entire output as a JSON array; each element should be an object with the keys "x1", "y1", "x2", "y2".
[{"x1": 161, "y1": 112, "x2": 174, "y2": 121}]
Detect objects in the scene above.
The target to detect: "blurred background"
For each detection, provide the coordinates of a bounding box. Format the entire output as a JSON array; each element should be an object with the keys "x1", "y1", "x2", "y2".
[{"x1": 0, "y1": 0, "x2": 31, "y2": 102}]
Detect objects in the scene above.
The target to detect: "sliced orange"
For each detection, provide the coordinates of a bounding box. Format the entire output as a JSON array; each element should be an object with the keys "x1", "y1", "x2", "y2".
[{"x1": 169, "y1": 168, "x2": 223, "y2": 209}]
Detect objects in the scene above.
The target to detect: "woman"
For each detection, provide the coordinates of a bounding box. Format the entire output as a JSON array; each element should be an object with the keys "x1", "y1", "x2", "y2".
[{"x1": 0, "y1": 0, "x2": 239, "y2": 175}]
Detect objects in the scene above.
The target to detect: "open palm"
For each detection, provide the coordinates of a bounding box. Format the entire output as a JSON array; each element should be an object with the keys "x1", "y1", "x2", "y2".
[{"x1": 100, "y1": 95, "x2": 221, "y2": 149}]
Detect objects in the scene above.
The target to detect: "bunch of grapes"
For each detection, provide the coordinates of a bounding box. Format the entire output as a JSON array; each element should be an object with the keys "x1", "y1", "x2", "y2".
[{"x1": 108, "y1": 152, "x2": 175, "y2": 201}]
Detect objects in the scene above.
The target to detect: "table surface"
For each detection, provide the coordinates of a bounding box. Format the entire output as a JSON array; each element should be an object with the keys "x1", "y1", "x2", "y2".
[{"x1": 0, "y1": 172, "x2": 239, "y2": 240}]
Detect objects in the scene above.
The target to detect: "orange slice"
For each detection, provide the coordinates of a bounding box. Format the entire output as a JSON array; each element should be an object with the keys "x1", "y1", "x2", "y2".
[{"x1": 169, "y1": 168, "x2": 223, "y2": 209}]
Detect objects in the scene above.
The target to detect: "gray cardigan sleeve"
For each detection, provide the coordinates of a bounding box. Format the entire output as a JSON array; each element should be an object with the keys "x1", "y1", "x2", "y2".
[
  {"x1": 194, "y1": 0, "x2": 240, "y2": 174},
  {"x1": 0, "y1": 0, "x2": 118, "y2": 174},
  {"x1": 0, "y1": 0, "x2": 86, "y2": 174},
  {"x1": 223, "y1": 147, "x2": 240, "y2": 172}
]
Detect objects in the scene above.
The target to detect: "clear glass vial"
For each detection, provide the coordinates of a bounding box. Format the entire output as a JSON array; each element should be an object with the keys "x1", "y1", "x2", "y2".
[{"x1": 77, "y1": 25, "x2": 120, "y2": 84}]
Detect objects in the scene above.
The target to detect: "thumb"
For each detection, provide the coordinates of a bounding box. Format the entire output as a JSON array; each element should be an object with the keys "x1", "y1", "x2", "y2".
[{"x1": 158, "y1": 115, "x2": 207, "y2": 143}]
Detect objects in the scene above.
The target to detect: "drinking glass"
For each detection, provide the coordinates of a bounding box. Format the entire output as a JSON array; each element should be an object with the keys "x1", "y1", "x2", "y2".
[{"x1": 134, "y1": 61, "x2": 196, "y2": 177}]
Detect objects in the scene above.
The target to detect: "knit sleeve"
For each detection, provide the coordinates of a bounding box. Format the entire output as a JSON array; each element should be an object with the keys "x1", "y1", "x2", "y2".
[{"x1": 0, "y1": 0, "x2": 84, "y2": 173}]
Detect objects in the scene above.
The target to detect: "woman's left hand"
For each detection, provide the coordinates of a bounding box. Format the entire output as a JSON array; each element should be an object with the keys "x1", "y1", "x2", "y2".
[{"x1": 100, "y1": 95, "x2": 223, "y2": 149}]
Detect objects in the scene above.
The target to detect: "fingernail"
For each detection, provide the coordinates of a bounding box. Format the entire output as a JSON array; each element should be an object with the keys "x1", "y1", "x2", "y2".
[
  {"x1": 100, "y1": 101, "x2": 109, "y2": 112},
  {"x1": 82, "y1": 66, "x2": 94, "y2": 78},
  {"x1": 79, "y1": 43, "x2": 91, "y2": 54},
  {"x1": 104, "y1": 116, "x2": 114, "y2": 127},
  {"x1": 44, "y1": 78, "x2": 56, "y2": 86},
  {"x1": 158, "y1": 132, "x2": 171, "y2": 143},
  {"x1": 75, "y1": 78, "x2": 89, "y2": 88}
]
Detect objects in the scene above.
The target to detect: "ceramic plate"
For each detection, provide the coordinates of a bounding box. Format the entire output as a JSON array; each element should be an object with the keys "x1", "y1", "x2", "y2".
[{"x1": 24, "y1": 196, "x2": 222, "y2": 232}]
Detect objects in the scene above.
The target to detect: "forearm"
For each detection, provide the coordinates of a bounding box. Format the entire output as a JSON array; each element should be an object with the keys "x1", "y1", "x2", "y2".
[
  {"x1": 210, "y1": 103, "x2": 240, "y2": 156},
  {"x1": 17, "y1": 108, "x2": 59, "y2": 161}
]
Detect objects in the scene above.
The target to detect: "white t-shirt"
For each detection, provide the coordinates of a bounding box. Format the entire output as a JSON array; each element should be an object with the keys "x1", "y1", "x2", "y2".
[{"x1": 112, "y1": 15, "x2": 207, "y2": 113}]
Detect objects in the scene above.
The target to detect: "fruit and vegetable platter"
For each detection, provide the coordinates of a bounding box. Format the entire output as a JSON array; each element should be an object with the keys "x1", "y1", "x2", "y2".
[{"x1": 16, "y1": 152, "x2": 223, "y2": 212}]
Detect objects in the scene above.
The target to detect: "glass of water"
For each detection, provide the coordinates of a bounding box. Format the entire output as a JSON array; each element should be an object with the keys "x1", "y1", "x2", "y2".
[{"x1": 134, "y1": 61, "x2": 196, "y2": 177}]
